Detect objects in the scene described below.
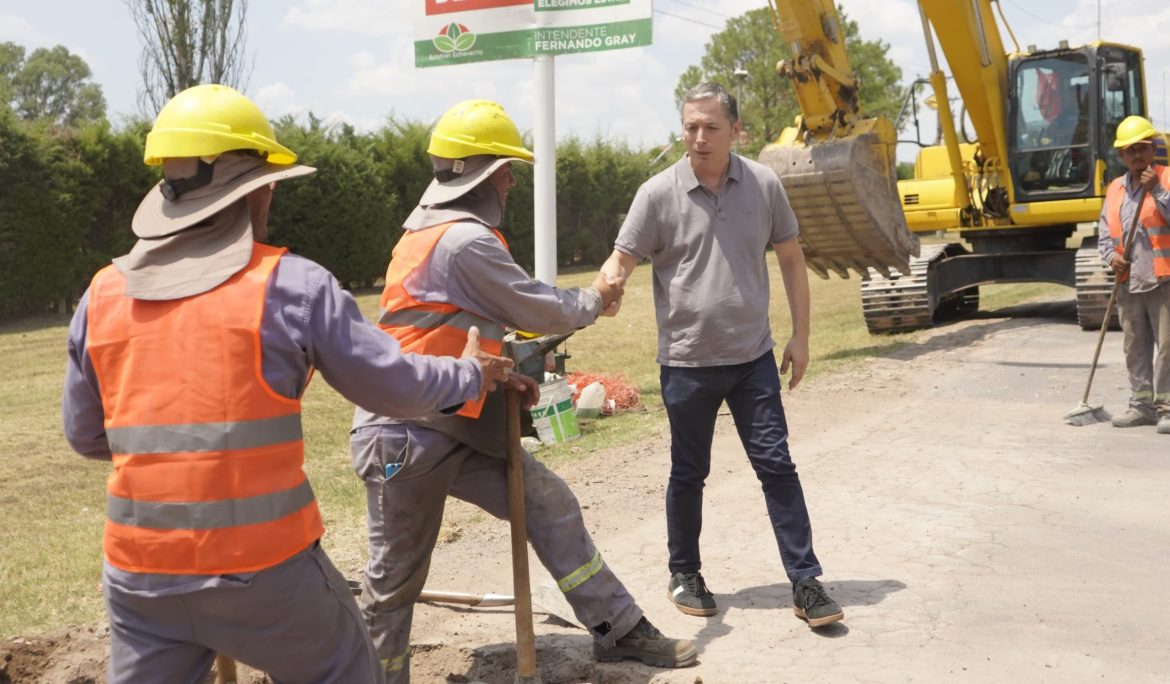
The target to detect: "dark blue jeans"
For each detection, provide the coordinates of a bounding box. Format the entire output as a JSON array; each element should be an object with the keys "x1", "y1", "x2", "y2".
[{"x1": 661, "y1": 350, "x2": 822, "y2": 582}]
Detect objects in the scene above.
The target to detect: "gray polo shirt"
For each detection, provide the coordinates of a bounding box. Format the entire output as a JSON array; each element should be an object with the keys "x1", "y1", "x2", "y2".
[{"x1": 615, "y1": 153, "x2": 799, "y2": 367}]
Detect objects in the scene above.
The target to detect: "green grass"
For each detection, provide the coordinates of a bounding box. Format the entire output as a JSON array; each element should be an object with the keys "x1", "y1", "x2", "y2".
[{"x1": 0, "y1": 257, "x2": 1069, "y2": 638}]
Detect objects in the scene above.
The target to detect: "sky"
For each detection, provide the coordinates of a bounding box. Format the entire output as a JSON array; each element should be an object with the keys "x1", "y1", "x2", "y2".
[{"x1": 3, "y1": 0, "x2": 1170, "y2": 163}]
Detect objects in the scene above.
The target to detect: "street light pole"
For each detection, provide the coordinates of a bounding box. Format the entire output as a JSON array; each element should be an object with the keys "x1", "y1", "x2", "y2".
[{"x1": 733, "y1": 66, "x2": 749, "y2": 152}]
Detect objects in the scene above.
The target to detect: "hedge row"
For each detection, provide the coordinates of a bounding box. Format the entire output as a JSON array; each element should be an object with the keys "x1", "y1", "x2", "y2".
[{"x1": 0, "y1": 111, "x2": 662, "y2": 319}]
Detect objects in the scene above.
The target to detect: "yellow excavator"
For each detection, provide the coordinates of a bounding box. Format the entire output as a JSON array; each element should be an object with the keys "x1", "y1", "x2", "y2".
[{"x1": 760, "y1": 0, "x2": 1163, "y2": 332}]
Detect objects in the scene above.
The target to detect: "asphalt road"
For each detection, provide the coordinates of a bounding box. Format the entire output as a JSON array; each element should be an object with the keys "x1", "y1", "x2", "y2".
[{"x1": 405, "y1": 300, "x2": 1170, "y2": 684}]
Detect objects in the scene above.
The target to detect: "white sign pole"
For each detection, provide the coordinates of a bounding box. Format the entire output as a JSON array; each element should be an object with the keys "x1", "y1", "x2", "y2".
[
  {"x1": 416, "y1": 0, "x2": 651, "y2": 287},
  {"x1": 533, "y1": 53, "x2": 557, "y2": 286}
]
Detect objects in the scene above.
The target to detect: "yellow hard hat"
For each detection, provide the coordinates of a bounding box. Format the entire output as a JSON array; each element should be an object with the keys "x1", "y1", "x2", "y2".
[
  {"x1": 143, "y1": 84, "x2": 297, "y2": 166},
  {"x1": 1114, "y1": 115, "x2": 1158, "y2": 148},
  {"x1": 428, "y1": 100, "x2": 534, "y2": 161}
]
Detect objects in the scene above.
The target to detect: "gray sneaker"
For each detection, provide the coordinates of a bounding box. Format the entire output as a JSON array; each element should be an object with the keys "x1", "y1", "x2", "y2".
[
  {"x1": 1112, "y1": 408, "x2": 1157, "y2": 428},
  {"x1": 1158, "y1": 414, "x2": 1170, "y2": 434},
  {"x1": 592, "y1": 617, "x2": 698, "y2": 668},
  {"x1": 793, "y1": 577, "x2": 844, "y2": 628},
  {"x1": 667, "y1": 571, "x2": 717, "y2": 616}
]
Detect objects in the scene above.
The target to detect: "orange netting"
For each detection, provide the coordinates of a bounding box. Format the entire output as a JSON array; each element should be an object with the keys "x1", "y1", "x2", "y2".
[{"x1": 565, "y1": 371, "x2": 642, "y2": 410}]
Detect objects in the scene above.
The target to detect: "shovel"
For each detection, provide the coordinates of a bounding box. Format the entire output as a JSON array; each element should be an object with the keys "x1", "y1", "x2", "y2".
[
  {"x1": 413, "y1": 583, "x2": 580, "y2": 628},
  {"x1": 213, "y1": 654, "x2": 237, "y2": 684},
  {"x1": 505, "y1": 388, "x2": 542, "y2": 683}
]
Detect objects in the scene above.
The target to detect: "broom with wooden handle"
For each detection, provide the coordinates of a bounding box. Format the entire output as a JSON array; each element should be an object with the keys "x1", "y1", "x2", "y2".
[{"x1": 1065, "y1": 187, "x2": 1145, "y2": 426}]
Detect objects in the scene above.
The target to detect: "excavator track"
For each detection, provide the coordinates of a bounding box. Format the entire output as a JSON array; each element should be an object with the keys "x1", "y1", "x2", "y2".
[
  {"x1": 860, "y1": 244, "x2": 951, "y2": 333},
  {"x1": 1074, "y1": 237, "x2": 1120, "y2": 331}
]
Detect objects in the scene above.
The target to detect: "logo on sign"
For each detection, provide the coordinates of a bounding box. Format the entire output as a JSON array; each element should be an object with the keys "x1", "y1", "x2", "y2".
[
  {"x1": 433, "y1": 22, "x2": 477, "y2": 53},
  {"x1": 425, "y1": 0, "x2": 530, "y2": 15}
]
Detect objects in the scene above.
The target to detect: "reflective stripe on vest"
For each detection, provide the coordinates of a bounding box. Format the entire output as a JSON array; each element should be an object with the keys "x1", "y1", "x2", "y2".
[
  {"x1": 106, "y1": 413, "x2": 302, "y2": 454},
  {"x1": 378, "y1": 222, "x2": 509, "y2": 419},
  {"x1": 1105, "y1": 167, "x2": 1170, "y2": 280},
  {"x1": 107, "y1": 479, "x2": 315, "y2": 530},
  {"x1": 86, "y1": 243, "x2": 324, "y2": 575},
  {"x1": 377, "y1": 308, "x2": 506, "y2": 342}
]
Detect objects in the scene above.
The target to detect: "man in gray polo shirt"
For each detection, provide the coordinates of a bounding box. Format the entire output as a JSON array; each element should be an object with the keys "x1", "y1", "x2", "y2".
[{"x1": 602, "y1": 82, "x2": 844, "y2": 628}]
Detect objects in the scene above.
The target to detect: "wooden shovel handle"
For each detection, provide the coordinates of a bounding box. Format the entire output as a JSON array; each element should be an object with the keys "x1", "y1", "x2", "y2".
[
  {"x1": 214, "y1": 653, "x2": 237, "y2": 684},
  {"x1": 506, "y1": 389, "x2": 538, "y2": 679}
]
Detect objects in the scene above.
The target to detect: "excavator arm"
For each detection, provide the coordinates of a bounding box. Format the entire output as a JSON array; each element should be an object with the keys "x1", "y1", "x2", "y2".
[
  {"x1": 769, "y1": 0, "x2": 861, "y2": 137},
  {"x1": 759, "y1": 0, "x2": 919, "y2": 278}
]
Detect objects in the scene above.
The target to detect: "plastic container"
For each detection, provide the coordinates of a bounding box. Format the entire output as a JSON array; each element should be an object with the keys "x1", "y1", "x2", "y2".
[
  {"x1": 575, "y1": 381, "x2": 606, "y2": 420},
  {"x1": 530, "y1": 377, "x2": 580, "y2": 443}
]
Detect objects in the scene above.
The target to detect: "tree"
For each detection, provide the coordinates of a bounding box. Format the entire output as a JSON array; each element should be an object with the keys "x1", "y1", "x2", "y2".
[
  {"x1": 1, "y1": 42, "x2": 107, "y2": 127},
  {"x1": 0, "y1": 42, "x2": 23, "y2": 103},
  {"x1": 268, "y1": 115, "x2": 399, "y2": 289},
  {"x1": 675, "y1": 6, "x2": 904, "y2": 157},
  {"x1": 126, "y1": 0, "x2": 252, "y2": 115}
]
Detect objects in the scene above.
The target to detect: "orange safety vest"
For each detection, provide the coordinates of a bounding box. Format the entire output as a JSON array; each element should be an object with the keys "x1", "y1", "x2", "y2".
[
  {"x1": 1105, "y1": 166, "x2": 1170, "y2": 281},
  {"x1": 378, "y1": 222, "x2": 507, "y2": 419},
  {"x1": 86, "y1": 243, "x2": 324, "y2": 575}
]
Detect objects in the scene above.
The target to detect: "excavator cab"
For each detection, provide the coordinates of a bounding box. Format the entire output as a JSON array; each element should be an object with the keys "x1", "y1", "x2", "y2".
[
  {"x1": 761, "y1": 1, "x2": 1160, "y2": 333},
  {"x1": 1008, "y1": 43, "x2": 1150, "y2": 203}
]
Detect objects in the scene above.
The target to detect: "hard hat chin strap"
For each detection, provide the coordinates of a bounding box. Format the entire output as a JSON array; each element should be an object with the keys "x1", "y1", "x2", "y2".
[
  {"x1": 159, "y1": 150, "x2": 270, "y2": 201},
  {"x1": 159, "y1": 160, "x2": 214, "y2": 201}
]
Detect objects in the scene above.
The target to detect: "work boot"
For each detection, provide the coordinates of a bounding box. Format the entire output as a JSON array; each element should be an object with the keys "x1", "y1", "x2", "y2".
[
  {"x1": 1158, "y1": 414, "x2": 1170, "y2": 435},
  {"x1": 792, "y1": 577, "x2": 844, "y2": 628},
  {"x1": 592, "y1": 617, "x2": 698, "y2": 668},
  {"x1": 667, "y1": 571, "x2": 717, "y2": 616},
  {"x1": 1111, "y1": 408, "x2": 1156, "y2": 428}
]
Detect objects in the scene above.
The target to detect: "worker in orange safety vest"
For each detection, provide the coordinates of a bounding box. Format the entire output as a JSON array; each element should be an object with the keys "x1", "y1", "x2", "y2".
[
  {"x1": 349, "y1": 99, "x2": 699, "y2": 681},
  {"x1": 62, "y1": 84, "x2": 519, "y2": 684},
  {"x1": 1098, "y1": 115, "x2": 1170, "y2": 434}
]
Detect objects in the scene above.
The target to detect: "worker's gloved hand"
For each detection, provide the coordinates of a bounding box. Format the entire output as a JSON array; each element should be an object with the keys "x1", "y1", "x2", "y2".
[
  {"x1": 462, "y1": 326, "x2": 515, "y2": 397},
  {"x1": 504, "y1": 371, "x2": 541, "y2": 409}
]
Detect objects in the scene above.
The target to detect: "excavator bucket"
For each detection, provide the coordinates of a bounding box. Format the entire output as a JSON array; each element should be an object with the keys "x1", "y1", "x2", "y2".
[{"x1": 759, "y1": 131, "x2": 920, "y2": 279}]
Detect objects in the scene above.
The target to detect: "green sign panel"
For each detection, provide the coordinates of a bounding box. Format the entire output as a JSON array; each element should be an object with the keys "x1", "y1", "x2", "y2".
[{"x1": 414, "y1": 0, "x2": 652, "y2": 68}]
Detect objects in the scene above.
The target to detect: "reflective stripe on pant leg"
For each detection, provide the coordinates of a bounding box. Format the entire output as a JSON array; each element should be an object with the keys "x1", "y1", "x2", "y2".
[
  {"x1": 381, "y1": 646, "x2": 409, "y2": 679},
  {"x1": 448, "y1": 450, "x2": 643, "y2": 648},
  {"x1": 557, "y1": 550, "x2": 604, "y2": 593}
]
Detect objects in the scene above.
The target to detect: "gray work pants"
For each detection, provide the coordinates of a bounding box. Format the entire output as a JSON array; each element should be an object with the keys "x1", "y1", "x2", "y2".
[
  {"x1": 1117, "y1": 282, "x2": 1170, "y2": 416},
  {"x1": 351, "y1": 424, "x2": 642, "y2": 683},
  {"x1": 104, "y1": 543, "x2": 383, "y2": 684}
]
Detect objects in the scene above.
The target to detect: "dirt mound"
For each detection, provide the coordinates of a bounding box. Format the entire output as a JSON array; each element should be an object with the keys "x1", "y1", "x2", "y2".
[
  {"x1": 0, "y1": 629, "x2": 668, "y2": 684},
  {"x1": 1, "y1": 626, "x2": 107, "y2": 684}
]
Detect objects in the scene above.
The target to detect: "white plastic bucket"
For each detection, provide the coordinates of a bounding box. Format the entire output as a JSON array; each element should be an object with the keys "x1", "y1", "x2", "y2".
[{"x1": 531, "y1": 378, "x2": 580, "y2": 443}]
